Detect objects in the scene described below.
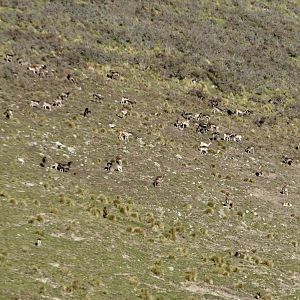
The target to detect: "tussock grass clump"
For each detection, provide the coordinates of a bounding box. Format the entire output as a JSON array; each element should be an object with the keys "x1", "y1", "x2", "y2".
[
  {"x1": 35, "y1": 230, "x2": 45, "y2": 237},
  {"x1": 210, "y1": 255, "x2": 224, "y2": 266},
  {"x1": 113, "y1": 198, "x2": 121, "y2": 207},
  {"x1": 98, "y1": 194, "x2": 108, "y2": 204},
  {"x1": 262, "y1": 259, "x2": 274, "y2": 268},
  {"x1": 184, "y1": 269, "x2": 197, "y2": 281},
  {"x1": 253, "y1": 255, "x2": 263, "y2": 264},
  {"x1": 237, "y1": 210, "x2": 245, "y2": 217},
  {"x1": 66, "y1": 120, "x2": 76, "y2": 128},
  {"x1": 133, "y1": 227, "x2": 146, "y2": 236},
  {"x1": 139, "y1": 288, "x2": 154, "y2": 300},
  {"x1": 88, "y1": 206, "x2": 101, "y2": 217},
  {"x1": 204, "y1": 277, "x2": 213, "y2": 284},
  {"x1": 28, "y1": 217, "x2": 36, "y2": 224},
  {"x1": 49, "y1": 207, "x2": 58, "y2": 214},
  {"x1": 59, "y1": 194, "x2": 71, "y2": 205},
  {"x1": 207, "y1": 200, "x2": 215, "y2": 208},
  {"x1": 108, "y1": 214, "x2": 117, "y2": 221},
  {"x1": 119, "y1": 205, "x2": 129, "y2": 215},
  {"x1": 9, "y1": 198, "x2": 18, "y2": 206},
  {"x1": 28, "y1": 214, "x2": 43, "y2": 224},
  {"x1": 0, "y1": 191, "x2": 9, "y2": 198},
  {"x1": 150, "y1": 262, "x2": 163, "y2": 277},
  {"x1": 131, "y1": 212, "x2": 139, "y2": 219},
  {"x1": 235, "y1": 282, "x2": 244, "y2": 289},
  {"x1": 168, "y1": 254, "x2": 176, "y2": 260},
  {"x1": 128, "y1": 276, "x2": 140, "y2": 286},
  {"x1": 64, "y1": 280, "x2": 80, "y2": 293},
  {"x1": 204, "y1": 207, "x2": 214, "y2": 214},
  {"x1": 34, "y1": 199, "x2": 40, "y2": 206},
  {"x1": 126, "y1": 226, "x2": 134, "y2": 233}
]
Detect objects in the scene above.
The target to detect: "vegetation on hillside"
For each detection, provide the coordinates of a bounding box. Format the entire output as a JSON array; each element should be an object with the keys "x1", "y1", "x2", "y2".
[{"x1": 0, "y1": 1, "x2": 299, "y2": 299}]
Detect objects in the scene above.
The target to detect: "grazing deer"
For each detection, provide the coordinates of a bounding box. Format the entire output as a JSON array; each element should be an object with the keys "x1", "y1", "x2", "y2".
[
  {"x1": 212, "y1": 107, "x2": 223, "y2": 114},
  {"x1": 115, "y1": 158, "x2": 123, "y2": 172},
  {"x1": 53, "y1": 99, "x2": 63, "y2": 108},
  {"x1": 83, "y1": 107, "x2": 91, "y2": 117},
  {"x1": 200, "y1": 141, "x2": 211, "y2": 155},
  {"x1": 43, "y1": 102, "x2": 52, "y2": 111},
  {"x1": 92, "y1": 93, "x2": 103, "y2": 103},
  {"x1": 117, "y1": 109, "x2": 128, "y2": 119},
  {"x1": 282, "y1": 156, "x2": 293, "y2": 166},
  {"x1": 153, "y1": 176, "x2": 163, "y2": 187},
  {"x1": 40, "y1": 156, "x2": 47, "y2": 167},
  {"x1": 67, "y1": 74, "x2": 77, "y2": 84},
  {"x1": 30, "y1": 100, "x2": 40, "y2": 108},
  {"x1": 104, "y1": 161, "x2": 113, "y2": 171},
  {"x1": 103, "y1": 207, "x2": 108, "y2": 218},
  {"x1": 59, "y1": 92, "x2": 70, "y2": 100},
  {"x1": 280, "y1": 185, "x2": 288, "y2": 196},
  {"x1": 121, "y1": 97, "x2": 133, "y2": 106},
  {"x1": 223, "y1": 198, "x2": 233, "y2": 209},
  {"x1": 4, "y1": 53, "x2": 14, "y2": 62},
  {"x1": 107, "y1": 71, "x2": 120, "y2": 80},
  {"x1": 4, "y1": 109, "x2": 13, "y2": 119},
  {"x1": 255, "y1": 165, "x2": 263, "y2": 177},
  {"x1": 119, "y1": 131, "x2": 132, "y2": 143},
  {"x1": 35, "y1": 238, "x2": 42, "y2": 247},
  {"x1": 245, "y1": 146, "x2": 255, "y2": 154}
]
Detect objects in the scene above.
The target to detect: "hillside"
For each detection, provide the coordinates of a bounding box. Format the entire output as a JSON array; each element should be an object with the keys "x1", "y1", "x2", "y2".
[{"x1": 0, "y1": 1, "x2": 299, "y2": 299}]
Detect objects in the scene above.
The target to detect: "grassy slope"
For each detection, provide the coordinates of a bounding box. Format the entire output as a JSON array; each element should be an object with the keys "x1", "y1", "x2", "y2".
[{"x1": 0, "y1": 1, "x2": 300, "y2": 299}]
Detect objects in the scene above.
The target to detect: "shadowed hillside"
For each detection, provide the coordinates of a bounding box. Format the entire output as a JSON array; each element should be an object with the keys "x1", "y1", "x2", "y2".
[{"x1": 0, "y1": 1, "x2": 299, "y2": 299}]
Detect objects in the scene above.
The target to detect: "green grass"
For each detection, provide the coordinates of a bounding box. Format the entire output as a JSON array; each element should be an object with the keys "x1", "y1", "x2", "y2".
[{"x1": 0, "y1": 1, "x2": 300, "y2": 299}]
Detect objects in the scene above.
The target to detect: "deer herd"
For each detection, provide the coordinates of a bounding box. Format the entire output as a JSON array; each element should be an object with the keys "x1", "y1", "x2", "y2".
[{"x1": 2, "y1": 53, "x2": 297, "y2": 207}]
